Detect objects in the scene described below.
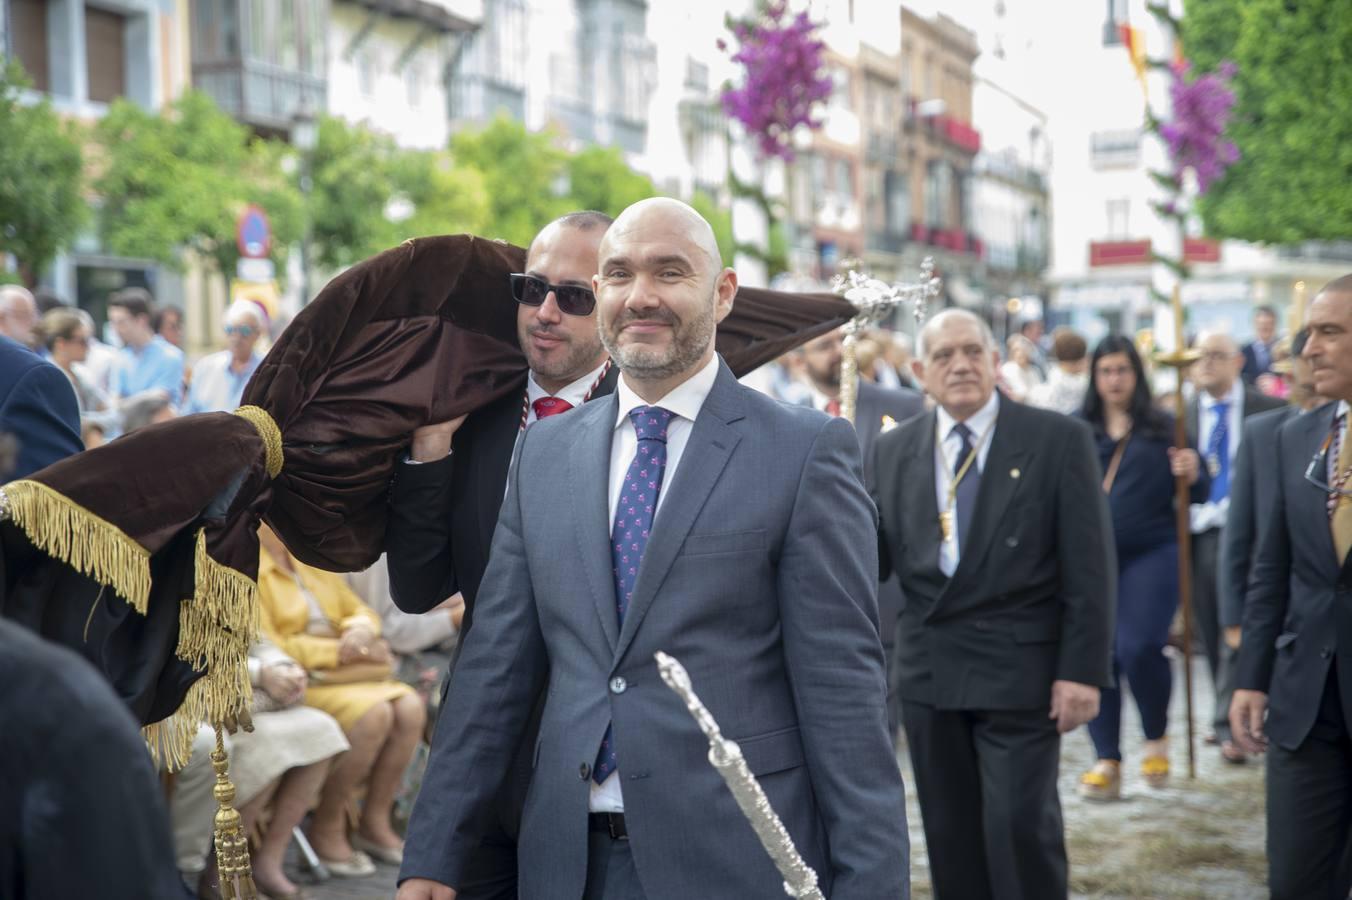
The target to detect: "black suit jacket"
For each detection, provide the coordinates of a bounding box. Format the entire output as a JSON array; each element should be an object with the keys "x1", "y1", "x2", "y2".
[
  {"x1": 386, "y1": 365, "x2": 621, "y2": 637},
  {"x1": 870, "y1": 396, "x2": 1116, "y2": 709},
  {"x1": 853, "y1": 379, "x2": 924, "y2": 484},
  {"x1": 1241, "y1": 341, "x2": 1273, "y2": 384},
  {"x1": 1218, "y1": 405, "x2": 1298, "y2": 628},
  {"x1": 1185, "y1": 387, "x2": 1286, "y2": 466},
  {"x1": 1237, "y1": 401, "x2": 1352, "y2": 749}
]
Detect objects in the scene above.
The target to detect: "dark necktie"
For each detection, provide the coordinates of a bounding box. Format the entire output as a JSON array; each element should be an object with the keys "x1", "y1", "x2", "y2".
[
  {"x1": 593, "y1": 405, "x2": 675, "y2": 785},
  {"x1": 1207, "y1": 401, "x2": 1229, "y2": 503},
  {"x1": 952, "y1": 422, "x2": 981, "y2": 552},
  {"x1": 532, "y1": 397, "x2": 574, "y2": 420}
]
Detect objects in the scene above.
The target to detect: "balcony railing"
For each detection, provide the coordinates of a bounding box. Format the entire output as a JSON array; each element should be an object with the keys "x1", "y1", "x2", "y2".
[
  {"x1": 194, "y1": 59, "x2": 325, "y2": 132},
  {"x1": 910, "y1": 224, "x2": 983, "y2": 258}
]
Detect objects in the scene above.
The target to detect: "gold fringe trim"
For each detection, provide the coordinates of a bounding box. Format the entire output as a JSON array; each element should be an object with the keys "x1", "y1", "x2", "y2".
[
  {"x1": 144, "y1": 529, "x2": 259, "y2": 770},
  {"x1": 0, "y1": 480, "x2": 151, "y2": 614},
  {"x1": 233, "y1": 406, "x2": 283, "y2": 479}
]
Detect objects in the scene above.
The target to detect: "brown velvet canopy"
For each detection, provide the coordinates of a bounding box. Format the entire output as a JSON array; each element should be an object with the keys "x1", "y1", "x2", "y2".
[{"x1": 0, "y1": 234, "x2": 855, "y2": 765}]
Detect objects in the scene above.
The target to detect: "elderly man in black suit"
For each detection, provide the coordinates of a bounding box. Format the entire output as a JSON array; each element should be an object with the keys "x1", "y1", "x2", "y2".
[
  {"x1": 1233, "y1": 275, "x2": 1352, "y2": 899},
  {"x1": 871, "y1": 309, "x2": 1115, "y2": 900},
  {"x1": 1185, "y1": 330, "x2": 1284, "y2": 760},
  {"x1": 798, "y1": 327, "x2": 923, "y2": 738}
]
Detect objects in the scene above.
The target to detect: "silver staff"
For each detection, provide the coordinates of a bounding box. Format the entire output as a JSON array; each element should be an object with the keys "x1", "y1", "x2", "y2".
[
  {"x1": 830, "y1": 258, "x2": 942, "y2": 424},
  {"x1": 655, "y1": 651, "x2": 825, "y2": 900}
]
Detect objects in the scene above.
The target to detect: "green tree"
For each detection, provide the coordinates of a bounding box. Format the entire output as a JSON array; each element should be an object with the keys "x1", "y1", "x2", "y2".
[
  {"x1": 449, "y1": 115, "x2": 571, "y2": 246},
  {"x1": 93, "y1": 90, "x2": 302, "y2": 288},
  {"x1": 1179, "y1": 0, "x2": 1352, "y2": 242},
  {"x1": 566, "y1": 145, "x2": 656, "y2": 216},
  {"x1": 306, "y1": 114, "x2": 398, "y2": 270},
  {"x1": 0, "y1": 62, "x2": 85, "y2": 287},
  {"x1": 385, "y1": 148, "x2": 491, "y2": 243}
]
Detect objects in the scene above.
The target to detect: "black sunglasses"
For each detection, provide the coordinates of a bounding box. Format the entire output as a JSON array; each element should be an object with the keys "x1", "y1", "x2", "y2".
[{"x1": 509, "y1": 273, "x2": 596, "y2": 316}]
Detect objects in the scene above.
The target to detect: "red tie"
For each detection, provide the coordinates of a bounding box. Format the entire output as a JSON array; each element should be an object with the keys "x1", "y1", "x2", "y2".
[
  {"x1": 532, "y1": 397, "x2": 575, "y2": 420},
  {"x1": 825, "y1": 398, "x2": 841, "y2": 417}
]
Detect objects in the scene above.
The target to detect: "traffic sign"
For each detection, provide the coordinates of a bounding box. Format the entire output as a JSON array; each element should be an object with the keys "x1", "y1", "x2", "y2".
[{"x1": 236, "y1": 204, "x2": 272, "y2": 259}]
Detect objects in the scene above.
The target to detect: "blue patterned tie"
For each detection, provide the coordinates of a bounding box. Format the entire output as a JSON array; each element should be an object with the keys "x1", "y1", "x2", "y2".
[
  {"x1": 1208, "y1": 401, "x2": 1229, "y2": 503},
  {"x1": 593, "y1": 405, "x2": 675, "y2": 784}
]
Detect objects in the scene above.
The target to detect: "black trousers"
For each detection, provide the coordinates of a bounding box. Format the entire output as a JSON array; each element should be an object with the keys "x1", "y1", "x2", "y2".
[
  {"x1": 582, "y1": 830, "x2": 647, "y2": 900},
  {"x1": 1266, "y1": 666, "x2": 1352, "y2": 899},
  {"x1": 901, "y1": 700, "x2": 1066, "y2": 900}
]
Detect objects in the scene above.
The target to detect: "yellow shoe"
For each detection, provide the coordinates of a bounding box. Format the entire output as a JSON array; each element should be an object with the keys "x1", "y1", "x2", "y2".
[
  {"x1": 1077, "y1": 759, "x2": 1121, "y2": 801},
  {"x1": 1141, "y1": 754, "x2": 1170, "y2": 789}
]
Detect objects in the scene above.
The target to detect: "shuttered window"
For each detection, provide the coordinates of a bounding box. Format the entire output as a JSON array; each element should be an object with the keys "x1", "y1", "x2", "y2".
[
  {"x1": 11, "y1": 0, "x2": 49, "y2": 92},
  {"x1": 85, "y1": 5, "x2": 128, "y2": 104}
]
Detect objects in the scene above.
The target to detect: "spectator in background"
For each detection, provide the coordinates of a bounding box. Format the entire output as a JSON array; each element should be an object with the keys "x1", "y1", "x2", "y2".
[
  {"x1": 0, "y1": 334, "x2": 81, "y2": 481},
  {"x1": 0, "y1": 286, "x2": 38, "y2": 350},
  {"x1": 72, "y1": 309, "x2": 119, "y2": 395},
  {"x1": 184, "y1": 300, "x2": 267, "y2": 415},
  {"x1": 880, "y1": 330, "x2": 917, "y2": 390},
  {"x1": 1030, "y1": 329, "x2": 1091, "y2": 414},
  {"x1": 1020, "y1": 317, "x2": 1051, "y2": 377},
  {"x1": 107, "y1": 287, "x2": 184, "y2": 404},
  {"x1": 256, "y1": 526, "x2": 424, "y2": 876},
  {"x1": 1241, "y1": 305, "x2": 1279, "y2": 384},
  {"x1": 36, "y1": 308, "x2": 119, "y2": 437},
  {"x1": 119, "y1": 391, "x2": 176, "y2": 434},
  {"x1": 154, "y1": 304, "x2": 185, "y2": 349},
  {"x1": 1000, "y1": 333, "x2": 1045, "y2": 402}
]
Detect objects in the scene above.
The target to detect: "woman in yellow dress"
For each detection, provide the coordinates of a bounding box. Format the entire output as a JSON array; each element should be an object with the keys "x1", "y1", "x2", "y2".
[{"x1": 257, "y1": 526, "x2": 425, "y2": 875}]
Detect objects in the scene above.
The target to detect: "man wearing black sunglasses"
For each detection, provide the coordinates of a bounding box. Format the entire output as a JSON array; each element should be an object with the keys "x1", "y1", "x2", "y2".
[
  {"x1": 1232, "y1": 274, "x2": 1352, "y2": 899},
  {"x1": 386, "y1": 210, "x2": 618, "y2": 900}
]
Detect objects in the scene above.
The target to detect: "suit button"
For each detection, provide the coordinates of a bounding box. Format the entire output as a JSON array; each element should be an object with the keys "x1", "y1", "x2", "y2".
[
  {"x1": 1322, "y1": 647, "x2": 1333, "y2": 659},
  {"x1": 1005, "y1": 536, "x2": 1020, "y2": 548},
  {"x1": 610, "y1": 676, "x2": 627, "y2": 694},
  {"x1": 579, "y1": 762, "x2": 591, "y2": 780}
]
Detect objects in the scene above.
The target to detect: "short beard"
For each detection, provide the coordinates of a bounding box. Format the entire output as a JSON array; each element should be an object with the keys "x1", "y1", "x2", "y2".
[
  {"x1": 520, "y1": 324, "x2": 604, "y2": 387},
  {"x1": 600, "y1": 302, "x2": 716, "y2": 382}
]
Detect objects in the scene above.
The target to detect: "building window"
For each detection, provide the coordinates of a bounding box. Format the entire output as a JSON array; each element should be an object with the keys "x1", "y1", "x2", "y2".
[
  {"x1": 1103, "y1": 0, "x2": 1128, "y2": 45},
  {"x1": 885, "y1": 170, "x2": 910, "y2": 235},
  {"x1": 1106, "y1": 198, "x2": 1131, "y2": 238},
  {"x1": 12, "y1": 0, "x2": 50, "y2": 92},
  {"x1": 1091, "y1": 129, "x2": 1142, "y2": 168},
  {"x1": 86, "y1": 7, "x2": 129, "y2": 104},
  {"x1": 925, "y1": 160, "x2": 951, "y2": 228}
]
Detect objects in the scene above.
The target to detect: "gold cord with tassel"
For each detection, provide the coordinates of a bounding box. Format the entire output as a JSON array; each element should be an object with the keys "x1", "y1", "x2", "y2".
[{"x1": 211, "y1": 726, "x2": 258, "y2": 900}]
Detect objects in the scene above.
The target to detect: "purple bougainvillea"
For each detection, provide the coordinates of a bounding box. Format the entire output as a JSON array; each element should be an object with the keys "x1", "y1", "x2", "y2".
[
  {"x1": 720, "y1": 3, "x2": 833, "y2": 161},
  {"x1": 1159, "y1": 60, "x2": 1240, "y2": 195}
]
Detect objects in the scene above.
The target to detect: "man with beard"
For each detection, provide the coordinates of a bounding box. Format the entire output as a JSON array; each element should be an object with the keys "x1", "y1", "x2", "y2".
[
  {"x1": 398, "y1": 198, "x2": 908, "y2": 900},
  {"x1": 387, "y1": 211, "x2": 619, "y2": 898}
]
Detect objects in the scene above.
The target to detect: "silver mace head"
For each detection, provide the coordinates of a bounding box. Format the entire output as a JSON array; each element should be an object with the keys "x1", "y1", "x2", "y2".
[{"x1": 830, "y1": 257, "x2": 942, "y2": 333}]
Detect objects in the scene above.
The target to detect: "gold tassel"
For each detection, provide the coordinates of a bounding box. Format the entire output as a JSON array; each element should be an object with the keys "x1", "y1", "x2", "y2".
[
  {"x1": 233, "y1": 406, "x2": 284, "y2": 479},
  {"x1": 144, "y1": 529, "x2": 260, "y2": 769},
  {"x1": 210, "y1": 725, "x2": 258, "y2": 900},
  {"x1": 0, "y1": 480, "x2": 151, "y2": 614}
]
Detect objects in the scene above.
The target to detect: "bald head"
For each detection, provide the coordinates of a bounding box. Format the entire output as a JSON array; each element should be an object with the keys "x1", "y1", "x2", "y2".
[
  {"x1": 601, "y1": 197, "x2": 723, "y2": 275},
  {"x1": 916, "y1": 309, "x2": 996, "y2": 358}
]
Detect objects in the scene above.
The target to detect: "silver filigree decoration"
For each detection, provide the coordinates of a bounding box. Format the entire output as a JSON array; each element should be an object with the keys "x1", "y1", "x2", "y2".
[
  {"x1": 828, "y1": 258, "x2": 942, "y2": 424},
  {"x1": 656, "y1": 651, "x2": 825, "y2": 900}
]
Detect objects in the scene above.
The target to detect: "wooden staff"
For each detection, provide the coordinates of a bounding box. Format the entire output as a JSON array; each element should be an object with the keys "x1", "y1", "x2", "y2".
[{"x1": 1153, "y1": 284, "x2": 1201, "y2": 779}]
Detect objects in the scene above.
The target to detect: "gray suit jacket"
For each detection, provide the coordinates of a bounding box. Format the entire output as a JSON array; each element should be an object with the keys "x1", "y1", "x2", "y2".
[
  {"x1": 401, "y1": 359, "x2": 910, "y2": 899},
  {"x1": 1237, "y1": 401, "x2": 1352, "y2": 749},
  {"x1": 1218, "y1": 405, "x2": 1298, "y2": 628}
]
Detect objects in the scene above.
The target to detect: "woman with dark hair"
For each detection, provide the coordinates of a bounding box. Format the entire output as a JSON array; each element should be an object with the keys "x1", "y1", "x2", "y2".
[{"x1": 1077, "y1": 335, "x2": 1208, "y2": 799}]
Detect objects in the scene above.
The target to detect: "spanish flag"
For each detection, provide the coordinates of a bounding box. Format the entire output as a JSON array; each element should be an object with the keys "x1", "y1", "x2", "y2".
[{"x1": 1119, "y1": 23, "x2": 1148, "y2": 99}]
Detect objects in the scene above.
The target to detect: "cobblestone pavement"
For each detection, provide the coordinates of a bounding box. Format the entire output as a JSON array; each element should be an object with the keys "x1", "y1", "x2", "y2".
[{"x1": 295, "y1": 655, "x2": 1265, "y2": 900}]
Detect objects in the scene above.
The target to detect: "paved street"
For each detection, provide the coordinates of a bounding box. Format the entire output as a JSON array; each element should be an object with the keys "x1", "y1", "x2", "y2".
[{"x1": 288, "y1": 654, "x2": 1264, "y2": 900}]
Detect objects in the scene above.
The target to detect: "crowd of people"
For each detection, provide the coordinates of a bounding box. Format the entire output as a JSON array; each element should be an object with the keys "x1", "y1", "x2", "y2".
[{"x1": 0, "y1": 197, "x2": 1348, "y2": 900}]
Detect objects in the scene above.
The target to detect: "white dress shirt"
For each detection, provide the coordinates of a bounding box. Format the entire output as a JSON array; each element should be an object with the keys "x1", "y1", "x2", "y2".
[
  {"x1": 1190, "y1": 379, "x2": 1245, "y2": 533},
  {"x1": 934, "y1": 391, "x2": 1000, "y2": 577},
  {"x1": 524, "y1": 360, "x2": 611, "y2": 427},
  {"x1": 591, "y1": 353, "x2": 720, "y2": 813}
]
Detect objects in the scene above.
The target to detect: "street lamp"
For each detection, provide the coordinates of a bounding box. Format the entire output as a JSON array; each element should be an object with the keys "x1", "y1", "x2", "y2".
[{"x1": 291, "y1": 96, "x2": 318, "y2": 306}]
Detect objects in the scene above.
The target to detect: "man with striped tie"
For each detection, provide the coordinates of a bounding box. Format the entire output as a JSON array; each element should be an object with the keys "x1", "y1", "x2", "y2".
[
  {"x1": 1232, "y1": 274, "x2": 1352, "y2": 898},
  {"x1": 398, "y1": 197, "x2": 908, "y2": 899},
  {"x1": 387, "y1": 211, "x2": 620, "y2": 898}
]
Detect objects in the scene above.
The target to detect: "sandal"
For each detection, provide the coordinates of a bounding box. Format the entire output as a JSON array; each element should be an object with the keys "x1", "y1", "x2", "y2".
[
  {"x1": 1141, "y1": 754, "x2": 1170, "y2": 788},
  {"x1": 351, "y1": 832, "x2": 404, "y2": 866},
  {"x1": 316, "y1": 849, "x2": 375, "y2": 878},
  {"x1": 1077, "y1": 759, "x2": 1121, "y2": 801}
]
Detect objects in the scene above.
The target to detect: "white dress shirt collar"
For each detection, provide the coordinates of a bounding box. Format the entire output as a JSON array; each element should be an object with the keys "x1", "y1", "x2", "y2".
[
  {"x1": 525, "y1": 359, "x2": 610, "y2": 423},
  {"x1": 936, "y1": 389, "x2": 1001, "y2": 444},
  {"x1": 1201, "y1": 378, "x2": 1244, "y2": 414},
  {"x1": 613, "y1": 354, "x2": 720, "y2": 430}
]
